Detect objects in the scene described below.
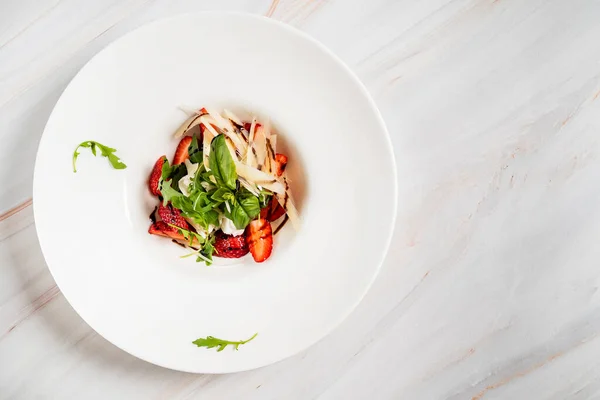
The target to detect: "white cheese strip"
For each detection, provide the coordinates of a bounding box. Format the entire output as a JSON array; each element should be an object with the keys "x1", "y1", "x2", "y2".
[
  {"x1": 202, "y1": 127, "x2": 214, "y2": 170},
  {"x1": 235, "y1": 162, "x2": 284, "y2": 193},
  {"x1": 223, "y1": 109, "x2": 243, "y2": 126},
  {"x1": 173, "y1": 114, "x2": 202, "y2": 138},
  {"x1": 276, "y1": 176, "x2": 301, "y2": 230},
  {"x1": 254, "y1": 125, "x2": 268, "y2": 172},
  {"x1": 246, "y1": 117, "x2": 258, "y2": 168}
]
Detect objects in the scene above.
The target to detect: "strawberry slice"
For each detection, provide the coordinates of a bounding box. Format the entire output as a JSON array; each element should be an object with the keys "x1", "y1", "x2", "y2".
[
  {"x1": 243, "y1": 122, "x2": 262, "y2": 132},
  {"x1": 173, "y1": 136, "x2": 193, "y2": 165},
  {"x1": 260, "y1": 205, "x2": 270, "y2": 220},
  {"x1": 149, "y1": 156, "x2": 166, "y2": 196},
  {"x1": 273, "y1": 153, "x2": 288, "y2": 177},
  {"x1": 260, "y1": 197, "x2": 286, "y2": 221},
  {"x1": 269, "y1": 198, "x2": 286, "y2": 221},
  {"x1": 148, "y1": 221, "x2": 199, "y2": 245},
  {"x1": 157, "y1": 203, "x2": 189, "y2": 230},
  {"x1": 149, "y1": 221, "x2": 178, "y2": 237},
  {"x1": 246, "y1": 218, "x2": 273, "y2": 263},
  {"x1": 214, "y1": 231, "x2": 249, "y2": 258}
]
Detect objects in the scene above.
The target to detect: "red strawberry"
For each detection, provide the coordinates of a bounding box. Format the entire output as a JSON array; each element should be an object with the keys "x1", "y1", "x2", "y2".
[
  {"x1": 149, "y1": 221, "x2": 177, "y2": 237},
  {"x1": 158, "y1": 204, "x2": 189, "y2": 230},
  {"x1": 243, "y1": 122, "x2": 261, "y2": 132},
  {"x1": 273, "y1": 153, "x2": 288, "y2": 177},
  {"x1": 149, "y1": 156, "x2": 166, "y2": 196},
  {"x1": 200, "y1": 121, "x2": 222, "y2": 136},
  {"x1": 214, "y1": 231, "x2": 249, "y2": 258},
  {"x1": 269, "y1": 198, "x2": 286, "y2": 221},
  {"x1": 245, "y1": 218, "x2": 273, "y2": 263},
  {"x1": 260, "y1": 197, "x2": 286, "y2": 221},
  {"x1": 173, "y1": 136, "x2": 193, "y2": 165},
  {"x1": 260, "y1": 205, "x2": 270, "y2": 220},
  {"x1": 148, "y1": 221, "x2": 199, "y2": 245}
]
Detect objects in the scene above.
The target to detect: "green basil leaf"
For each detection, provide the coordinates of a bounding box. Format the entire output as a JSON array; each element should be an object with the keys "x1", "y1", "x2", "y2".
[
  {"x1": 229, "y1": 204, "x2": 250, "y2": 230},
  {"x1": 230, "y1": 190, "x2": 261, "y2": 229},
  {"x1": 238, "y1": 190, "x2": 261, "y2": 218},
  {"x1": 204, "y1": 210, "x2": 220, "y2": 227},
  {"x1": 209, "y1": 135, "x2": 237, "y2": 190},
  {"x1": 188, "y1": 135, "x2": 203, "y2": 164},
  {"x1": 211, "y1": 187, "x2": 232, "y2": 202}
]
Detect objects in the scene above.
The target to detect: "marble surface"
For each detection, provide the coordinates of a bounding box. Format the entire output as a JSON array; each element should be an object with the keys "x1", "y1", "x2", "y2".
[{"x1": 2, "y1": 0, "x2": 600, "y2": 398}]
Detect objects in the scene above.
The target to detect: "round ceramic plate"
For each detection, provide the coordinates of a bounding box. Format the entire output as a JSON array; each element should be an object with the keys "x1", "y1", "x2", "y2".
[{"x1": 33, "y1": 12, "x2": 397, "y2": 373}]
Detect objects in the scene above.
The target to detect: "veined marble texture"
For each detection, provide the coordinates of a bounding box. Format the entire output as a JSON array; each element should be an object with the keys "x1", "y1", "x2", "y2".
[{"x1": 2, "y1": 0, "x2": 600, "y2": 398}]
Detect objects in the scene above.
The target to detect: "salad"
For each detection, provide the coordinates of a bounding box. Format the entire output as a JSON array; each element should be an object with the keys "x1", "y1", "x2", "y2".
[{"x1": 148, "y1": 107, "x2": 299, "y2": 264}]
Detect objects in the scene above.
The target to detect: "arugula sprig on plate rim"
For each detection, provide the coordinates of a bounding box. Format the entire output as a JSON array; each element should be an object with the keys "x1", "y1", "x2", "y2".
[
  {"x1": 72, "y1": 140, "x2": 127, "y2": 172},
  {"x1": 192, "y1": 333, "x2": 258, "y2": 352}
]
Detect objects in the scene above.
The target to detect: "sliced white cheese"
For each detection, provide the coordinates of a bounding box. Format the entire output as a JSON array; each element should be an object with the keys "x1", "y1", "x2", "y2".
[
  {"x1": 219, "y1": 214, "x2": 244, "y2": 236},
  {"x1": 235, "y1": 162, "x2": 285, "y2": 193},
  {"x1": 177, "y1": 160, "x2": 200, "y2": 196},
  {"x1": 246, "y1": 117, "x2": 258, "y2": 168},
  {"x1": 185, "y1": 219, "x2": 215, "y2": 239},
  {"x1": 202, "y1": 126, "x2": 214, "y2": 170},
  {"x1": 223, "y1": 109, "x2": 243, "y2": 126},
  {"x1": 173, "y1": 114, "x2": 202, "y2": 138},
  {"x1": 276, "y1": 176, "x2": 301, "y2": 230},
  {"x1": 239, "y1": 177, "x2": 260, "y2": 196},
  {"x1": 253, "y1": 125, "x2": 268, "y2": 172}
]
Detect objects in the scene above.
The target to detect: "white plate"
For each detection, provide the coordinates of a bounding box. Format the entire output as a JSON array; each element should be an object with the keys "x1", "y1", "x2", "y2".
[{"x1": 33, "y1": 12, "x2": 397, "y2": 373}]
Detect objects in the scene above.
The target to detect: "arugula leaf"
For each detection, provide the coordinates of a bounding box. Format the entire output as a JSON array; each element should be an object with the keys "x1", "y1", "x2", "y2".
[
  {"x1": 203, "y1": 209, "x2": 220, "y2": 227},
  {"x1": 159, "y1": 155, "x2": 189, "y2": 194},
  {"x1": 73, "y1": 140, "x2": 127, "y2": 172},
  {"x1": 188, "y1": 135, "x2": 203, "y2": 164},
  {"x1": 209, "y1": 135, "x2": 237, "y2": 190},
  {"x1": 192, "y1": 333, "x2": 258, "y2": 351},
  {"x1": 198, "y1": 235, "x2": 216, "y2": 265},
  {"x1": 168, "y1": 223, "x2": 216, "y2": 266},
  {"x1": 165, "y1": 183, "x2": 219, "y2": 230},
  {"x1": 170, "y1": 164, "x2": 188, "y2": 193},
  {"x1": 161, "y1": 158, "x2": 175, "y2": 181},
  {"x1": 229, "y1": 189, "x2": 261, "y2": 229},
  {"x1": 161, "y1": 179, "x2": 183, "y2": 205}
]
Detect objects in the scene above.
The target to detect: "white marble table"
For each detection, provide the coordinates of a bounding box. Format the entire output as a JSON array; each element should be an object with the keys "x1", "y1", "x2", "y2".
[{"x1": 2, "y1": 0, "x2": 600, "y2": 398}]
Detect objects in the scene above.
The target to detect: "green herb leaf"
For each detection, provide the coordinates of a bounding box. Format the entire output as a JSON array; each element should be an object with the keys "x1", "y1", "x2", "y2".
[
  {"x1": 161, "y1": 158, "x2": 175, "y2": 181},
  {"x1": 229, "y1": 189, "x2": 261, "y2": 229},
  {"x1": 161, "y1": 179, "x2": 183, "y2": 205},
  {"x1": 211, "y1": 187, "x2": 234, "y2": 203},
  {"x1": 73, "y1": 140, "x2": 127, "y2": 172},
  {"x1": 199, "y1": 235, "x2": 216, "y2": 265},
  {"x1": 209, "y1": 135, "x2": 237, "y2": 190},
  {"x1": 192, "y1": 333, "x2": 258, "y2": 352},
  {"x1": 188, "y1": 135, "x2": 203, "y2": 164},
  {"x1": 170, "y1": 164, "x2": 188, "y2": 193}
]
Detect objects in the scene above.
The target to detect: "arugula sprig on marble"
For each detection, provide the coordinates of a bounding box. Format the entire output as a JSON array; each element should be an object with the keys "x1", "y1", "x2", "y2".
[
  {"x1": 192, "y1": 333, "x2": 258, "y2": 352},
  {"x1": 72, "y1": 140, "x2": 127, "y2": 173}
]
